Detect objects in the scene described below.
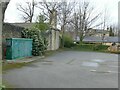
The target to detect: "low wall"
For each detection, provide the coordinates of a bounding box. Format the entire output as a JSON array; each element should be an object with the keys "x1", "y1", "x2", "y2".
[
  {"x1": 47, "y1": 30, "x2": 60, "y2": 51},
  {"x1": 2, "y1": 23, "x2": 24, "y2": 59},
  {"x1": 2, "y1": 23, "x2": 60, "y2": 59}
]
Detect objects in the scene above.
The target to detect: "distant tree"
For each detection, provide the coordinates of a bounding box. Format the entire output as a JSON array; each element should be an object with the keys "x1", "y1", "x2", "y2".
[
  {"x1": 35, "y1": 15, "x2": 50, "y2": 31},
  {"x1": 109, "y1": 26, "x2": 114, "y2": 36},
  {"x1": 110, "y1": 24, "x2": 118, "y2": 36},
  {"x1": 58, "y1": 1, "x2": 76, "y2": 48},
  {"x1": 36, "y1": 0, "x2": 62, "y2": 27},
  {"x1": 70, "y1": 1, "x2": 102, "y2": 43}
]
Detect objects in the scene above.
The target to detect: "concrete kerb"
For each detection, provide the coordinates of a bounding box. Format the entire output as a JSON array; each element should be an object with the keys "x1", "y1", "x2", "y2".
[{"x1": 2, "y1": 56, "x2": 45, "y2": 64}]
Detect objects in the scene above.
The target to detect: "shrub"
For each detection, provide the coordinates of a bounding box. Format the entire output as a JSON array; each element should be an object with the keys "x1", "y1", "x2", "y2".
[
  {"x1": 74, "y1": 44, "x2": 95, "y2": 51},
  {"x1": 21, "y1": 28, "x2": 48, "y2": 56},
  {"x1": 73, "y1": 43, "x2": 108, "y2": 51},
  {"x1": 63, "y1": 35, "x2": 75, "y2": 48},
  {"x1": 93, "y1": 44, "x2": 109, "y2": 51}
]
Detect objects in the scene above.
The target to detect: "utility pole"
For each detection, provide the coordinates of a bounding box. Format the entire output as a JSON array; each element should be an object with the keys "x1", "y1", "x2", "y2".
[
  {"x1": 0, "y1": 0, "x2": 2, "y2": 87},
  {"x1": 118, "y1": 2, "x2": 120, "y2": 90},
  {"x1": 0, "y1": 0, "x2": 2, "y2": 60},
  {"x1": 0, "y1": 0, "x2": 10, "y2": 60},
  {"x1": 118, "y1": 1, "x2": 120, "y2": 37}
]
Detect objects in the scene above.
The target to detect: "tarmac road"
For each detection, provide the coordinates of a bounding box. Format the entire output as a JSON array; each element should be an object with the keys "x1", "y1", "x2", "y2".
[{"x1": 3, "y1": 51, "x2": 118, "y2": 88}]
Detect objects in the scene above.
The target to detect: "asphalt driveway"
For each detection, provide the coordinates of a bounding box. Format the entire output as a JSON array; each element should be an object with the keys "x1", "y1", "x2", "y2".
[{"x1": 3, "y1": 51, "x2": 118, "y2": 88}]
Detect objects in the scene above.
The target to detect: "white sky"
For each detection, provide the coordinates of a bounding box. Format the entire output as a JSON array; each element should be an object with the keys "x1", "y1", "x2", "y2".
[{"x1": 4, "y1": 0, "x2": 119, "y2": 25}]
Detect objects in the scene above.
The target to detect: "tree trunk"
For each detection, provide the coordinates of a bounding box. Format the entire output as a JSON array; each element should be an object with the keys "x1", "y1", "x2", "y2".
[
  {"x1": 61, "y1": 25, "x2": 65, "y2": 48},
  {"x1": 79, "y1": 31, "x2": 84, "y2": 44}
]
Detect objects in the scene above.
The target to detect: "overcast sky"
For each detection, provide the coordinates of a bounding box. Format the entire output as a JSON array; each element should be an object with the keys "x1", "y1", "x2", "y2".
[{"x1": 4, "y1": 0, "x2": 119, "y2": 26}]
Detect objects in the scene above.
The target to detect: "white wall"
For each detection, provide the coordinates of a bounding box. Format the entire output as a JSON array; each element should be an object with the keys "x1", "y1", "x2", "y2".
[
  {"x1": 47, "y1": 30, "x2": 60, "y2": 51},
  {"x1": 55, "y1": 31, "x2": 60, "y2": 50}
]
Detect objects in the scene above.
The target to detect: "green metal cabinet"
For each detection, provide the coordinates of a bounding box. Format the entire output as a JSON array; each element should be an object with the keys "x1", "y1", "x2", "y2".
[{"x1": 6, "y1": 38, "x2": 33, "y2": 60}]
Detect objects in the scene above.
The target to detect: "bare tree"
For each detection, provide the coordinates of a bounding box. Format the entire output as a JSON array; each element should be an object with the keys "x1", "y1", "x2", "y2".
[
  {"x1": 101, "y1": 8, "x2": 107, "y2": 42},
  {"x1": 17, "y1": 0, "x2": 37, "y2": 23},
  {"x1": 36, "y1": 0, "x2": 62, "y2": 27},
  {"x1": 109, "y1": 24, "x2": 118, "y2": 36},
  {"x1": 58, "y1": 1, "x2": 76, "y2": 47},
  {"x1": 70, "y1": 1, "x2": 103, "y2": 43}
]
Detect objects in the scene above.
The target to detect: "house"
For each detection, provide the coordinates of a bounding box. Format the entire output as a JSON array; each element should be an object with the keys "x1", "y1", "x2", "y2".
[
  {"x1": 64, "y1": 28, "x2": 110, "y2": 42},
  {"x1": 86, "y1": 28, "x2": 110, "y2": 37}
]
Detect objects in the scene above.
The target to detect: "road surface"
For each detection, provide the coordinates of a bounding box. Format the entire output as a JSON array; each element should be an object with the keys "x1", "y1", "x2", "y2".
[{"x1": 3, "y1": 51, "x2": 118, "y2": 88}]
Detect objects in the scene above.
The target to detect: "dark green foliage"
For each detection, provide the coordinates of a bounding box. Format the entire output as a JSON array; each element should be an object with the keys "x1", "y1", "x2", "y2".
[
  {"x1": 63, "y1": 35, "x2": 75, "y2": 48},
  {"x1": 21, "y1": 15, "x2": 50, "y2": 56},
  {"x1": 72, "y1": 44, "x2": 109, "y2": 51},
  {"x1": 74, "y1": 44, "x2": 95, "y2": 51},
  {"x1": 34, "y1": 15, "x2": 50, "y2": 31},
  {"x1": 93, "y1": 44, "x2": 109, "y2": 51},
  {"x1": 21, "y1": 28, "x2": 48, "y2": 56}
]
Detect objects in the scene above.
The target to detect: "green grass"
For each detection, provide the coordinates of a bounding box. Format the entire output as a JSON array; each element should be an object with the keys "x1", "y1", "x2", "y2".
[
  {"x1": 72, "y1": 44, "x2": 95, "y2": 51},
  {"x1": 71, "y1": 44, "x2": 109, "y2": 51},
  {"x1": 63, "y1": 44, "x2": 120, "y2": 54},
  {"x1": 2, "y1": 81, "x2": 14, "y2": 89},
  {"x1": 2, "y1": 62, "x2": 30, "y2": 71}
]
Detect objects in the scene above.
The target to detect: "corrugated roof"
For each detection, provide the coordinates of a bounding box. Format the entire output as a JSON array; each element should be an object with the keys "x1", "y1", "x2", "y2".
[{"x1": 83, "y1": 36, "x2": 120, "y2": 43}]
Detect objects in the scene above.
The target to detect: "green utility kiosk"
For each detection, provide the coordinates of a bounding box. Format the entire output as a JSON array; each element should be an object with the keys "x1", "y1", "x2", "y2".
[{"x1": 6, "y1": 38, "x2": 33, "y2": 60}]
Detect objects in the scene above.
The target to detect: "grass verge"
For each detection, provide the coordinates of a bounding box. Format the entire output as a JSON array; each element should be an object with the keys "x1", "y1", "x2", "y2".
[
  {"x1": 63, "y1": 44, "x2": 120, "y2": 54},
  {"x1": 2, "y1": 62, "x2": 30, "y2": 71}
]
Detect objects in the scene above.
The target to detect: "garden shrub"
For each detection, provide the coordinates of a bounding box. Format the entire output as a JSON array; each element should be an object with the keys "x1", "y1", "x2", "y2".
[
  {"x1": 73, "y1": 43, "x2": 108, "y2": 51},
  {"x1": 21, "y1": 28, "x2": 48, "y2": 56},
  {"x1": 75, "y1": 44, "x2": 95, "y2": 51},
  {"x1": 63, "y1": 35, "x2": 75, "y2": 48},
  {"x1": 93, "y1": 44, "x2": 109, "y2": 51}
]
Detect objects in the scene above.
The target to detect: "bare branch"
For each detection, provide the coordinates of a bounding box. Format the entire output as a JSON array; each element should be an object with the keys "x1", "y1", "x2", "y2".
[{"x1": 17, "y1": 0, "x2": 36, "y2": 23}]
